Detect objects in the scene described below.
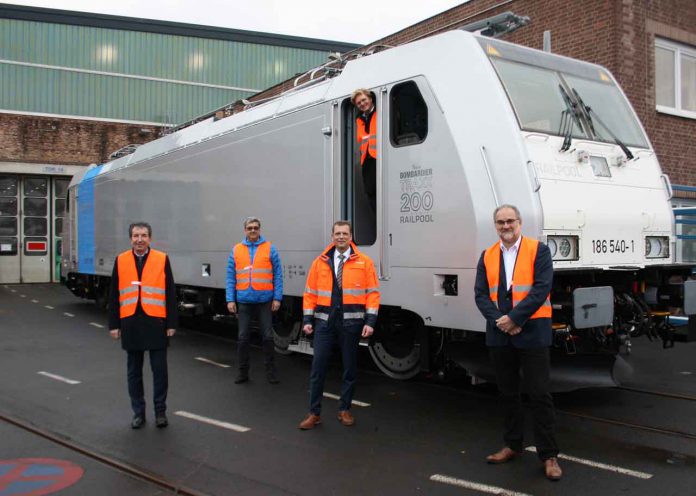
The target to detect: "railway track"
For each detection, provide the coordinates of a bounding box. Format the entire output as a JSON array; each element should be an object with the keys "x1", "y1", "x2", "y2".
[{"x1": 0, "y1": 412, "x2": 209, "y2": 496}]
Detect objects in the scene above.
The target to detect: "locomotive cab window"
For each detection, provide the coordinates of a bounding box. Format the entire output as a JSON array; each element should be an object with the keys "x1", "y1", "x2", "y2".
[{"x1": 390, "y1": 81, "x2": 428, "y2": 146}]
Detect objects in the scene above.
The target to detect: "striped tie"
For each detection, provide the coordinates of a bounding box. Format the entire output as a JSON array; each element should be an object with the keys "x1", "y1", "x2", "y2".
[{"x1": 337, "y1": 254, "x2": 345, "y2": 288}]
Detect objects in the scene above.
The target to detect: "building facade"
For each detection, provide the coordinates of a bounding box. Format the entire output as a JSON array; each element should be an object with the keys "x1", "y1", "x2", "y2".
[{"x1": 0, "y1": 3, "x2": 356, "y2": 283}]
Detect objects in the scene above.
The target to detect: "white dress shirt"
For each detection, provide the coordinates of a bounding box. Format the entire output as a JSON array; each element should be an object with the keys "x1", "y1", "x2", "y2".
[
  {"x1": 500, "y1": 237, "x2": 521, "y2": 290},
  {"x1": 334, "y1": 247, "x2": 351, "y2": 278}
]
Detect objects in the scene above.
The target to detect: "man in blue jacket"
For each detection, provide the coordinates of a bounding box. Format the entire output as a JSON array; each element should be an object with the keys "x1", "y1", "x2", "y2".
[{"x1": 226, "y1": 217, "x2": 283, "y2": 384}]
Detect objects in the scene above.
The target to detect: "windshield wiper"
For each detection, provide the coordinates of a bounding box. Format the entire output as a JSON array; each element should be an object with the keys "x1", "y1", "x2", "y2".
[
  {"x1": 571, "y1": 88, "x2": 634, "y2": 160},
  {"x1": 558, "y1": 84, "x2": 580, "y2": 152}
]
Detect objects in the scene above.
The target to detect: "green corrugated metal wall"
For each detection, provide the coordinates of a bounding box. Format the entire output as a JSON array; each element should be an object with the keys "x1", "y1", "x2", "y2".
[{"x1": 0, "y1": 19, "x2": 334, "y2": 124}]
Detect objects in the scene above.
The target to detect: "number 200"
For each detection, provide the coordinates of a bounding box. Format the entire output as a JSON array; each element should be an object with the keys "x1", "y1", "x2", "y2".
[{"x1": 400, "y1": 191, "x2": 434, "y2": 212}]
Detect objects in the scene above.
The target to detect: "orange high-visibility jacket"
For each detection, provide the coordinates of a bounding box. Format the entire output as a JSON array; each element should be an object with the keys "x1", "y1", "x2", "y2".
[
  {"x1": 303, "y1": 242, "x2": 380, "y2": 327},
  {"x1": 118, "y1": 249, "x2": 167, "y2": 318},
  {"x1": 233, "y1": 241, "x2": 274, "y2": 291},
  {"x1": 356, "y1": 111, "x2": 377, "y2": 165},
  {"x1": 483, "y1": 237, "x2": 552, "y2": 319}
]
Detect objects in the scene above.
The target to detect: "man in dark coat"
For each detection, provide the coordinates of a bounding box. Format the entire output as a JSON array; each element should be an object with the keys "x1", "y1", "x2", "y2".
[
  {"x1": 109, "y1": 222, "x2": 178, "y2": 429},
  {"x1": 474, "y1": 205, "x2": 562, "y2": 481}
]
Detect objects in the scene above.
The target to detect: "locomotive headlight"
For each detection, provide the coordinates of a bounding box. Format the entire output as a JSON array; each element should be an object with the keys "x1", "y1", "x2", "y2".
[
  {"x1": 546, "y1": 235, "x2": 579, "y2": 261},
  {"x1": 645, "y1": 236, "x2": 670, "y2": 258}
]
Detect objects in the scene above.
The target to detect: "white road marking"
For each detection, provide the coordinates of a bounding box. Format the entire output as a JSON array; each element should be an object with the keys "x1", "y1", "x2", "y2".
[
  {"x1": 45, "y1": 305, "x2": 54, "y2": 310},
  {"x1": 37, "y1": 371, "x2": 81, "y2": 385},
  {"x1": 19, "y1": 294, "x2": 26, "y2": 298},
  {"x1": 63, "y1": 312, "x2": 74, "y2": 317},
  {"x1": 174, "y1": 411, "x2": 250, "y2": 432},
  {"x1": 89, "y1": 322, "x2": 104, "y2": 328},
  {"x1": 10, "y1": 289, "x2": 16, "y2": 293},
  {"x1": 322, "y1": 392, "x2": 371, "y2": 407},
  {"x1": 31, "y1": 299, "x2": 39, "y2": 303},
  {"x1": 430, "y1": 474, "x2": 532, "y2": 496},
  {"x1": 680, "y1": 371, "x2": 692, "y2": 376},
  {"x1": 195, "y1": 357, "x2": 231, "y2": 368},
  {"x1": 525, "y1": 447, "x2": 653, "y2": 479}
]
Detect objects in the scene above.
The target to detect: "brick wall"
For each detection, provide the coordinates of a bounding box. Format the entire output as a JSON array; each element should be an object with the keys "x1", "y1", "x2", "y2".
[{"x1": 0, "y1": 113, "x2": 162, "y2": 167}]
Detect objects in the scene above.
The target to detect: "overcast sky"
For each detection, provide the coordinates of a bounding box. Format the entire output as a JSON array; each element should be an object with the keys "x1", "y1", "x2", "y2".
[{"x1": 8, "y1": 0, "x2": 468, "y2": 44}]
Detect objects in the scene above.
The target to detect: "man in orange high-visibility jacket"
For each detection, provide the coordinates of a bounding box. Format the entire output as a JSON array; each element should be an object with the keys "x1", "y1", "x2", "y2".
[
  {"x1": 298, "y1": 221, "x2": 379, "y2": 430},
  {"x1": 352, "y1": 88, "x2": 377, "y2": 212},
  {"x1": 109, "y1": 222, "x2": 177, "y2": 430},
  {"x1": 474, "y1": 205, "x2": 562, "y2": 481},
  {"x1": 225, "y1": 216, "x2": 283, "y2": 385}
]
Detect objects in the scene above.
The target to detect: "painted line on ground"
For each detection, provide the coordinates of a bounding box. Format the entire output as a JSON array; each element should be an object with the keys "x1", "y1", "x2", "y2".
[
  {"x1": 37, "y1": 371, "x2": 81, "y2": 385},
  {"x1": 10, "y1": 289, "x2": 16, "y2": 292},
  {"x1": 174, "y1": 411, "x2": 250, "y2": 433},
  {"x1": 31, "y1": 299, "x2": 39, "y2": 303},
  {"x1": 63, "y1": 312, "x2": 75, "y2": 317},
  {"x1": 19, "y1": 294, "x2": 26, "y2": 298},
  {"x1": 89, "y1": 322, "x2": 104, "y2": 328},
  {"x1": 430, "y1": 474, "x2": 532, "y2": 496},
  {"x1": 525, "y1": 447, "x2": 652, "y2": 479},
  {"x1": 194, "y1": 357, "x2": 231, "y2": 368},
  {"x1": 45, "y1": 305, "x2": 54, "y2": 309},
  {"x1": 322, "y1": 392, "x2": 371, "y2": 407}
]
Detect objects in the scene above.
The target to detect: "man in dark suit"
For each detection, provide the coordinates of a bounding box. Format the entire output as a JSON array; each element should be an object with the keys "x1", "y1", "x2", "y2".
[
  {"x1": 474, "y1": 204, "x2": 562, "y2": 481},
  {"x1": 298, "y1": 221, "x2": 380, "y2": 430},
  {"x1": 109, "y1": 222, "x2": 178, "y2": 429}
]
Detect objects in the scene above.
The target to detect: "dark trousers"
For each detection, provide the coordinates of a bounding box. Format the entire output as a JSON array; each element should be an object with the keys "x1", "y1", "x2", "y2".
[
  {"x1": 236, "y1": 302, "x2": 274, "y2": 372},
  {"x1": 308, "y1": 322, "x2": 361, "y2": 415},
  {"x1": 489, "y1": 346, "x2": 559, "y2": 460},
  {"x1": 127, "y1": 349, "x2": 168, "y2": 417}
]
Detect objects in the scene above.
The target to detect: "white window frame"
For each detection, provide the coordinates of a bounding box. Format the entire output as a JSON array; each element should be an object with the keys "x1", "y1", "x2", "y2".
[{"x1": 655, "y1": 38, "x2": 696, "y2": 119}]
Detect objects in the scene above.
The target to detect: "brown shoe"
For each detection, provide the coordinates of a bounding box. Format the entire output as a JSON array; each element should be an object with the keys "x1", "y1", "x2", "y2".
[
  {"x1": 298, "y1": 413, "x2": 321, "y2": 430},
  {"x1": 544, "y1": 457, "x2": 562, "y2": 481},
  {"x1": 486, "y1": 446, "x2": 520, "y2": 464},
  {"x1": 337, "y1": 410, "x2": 355, "y2": 426}
]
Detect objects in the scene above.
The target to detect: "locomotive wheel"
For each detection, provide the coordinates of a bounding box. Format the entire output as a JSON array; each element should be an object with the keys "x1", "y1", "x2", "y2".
[
  {"x1": 273, "y1": 299, "x2": 301, "y2": 355},
  {"x1": 368, "y1": 312, "x2": 422, "y2": 380}
]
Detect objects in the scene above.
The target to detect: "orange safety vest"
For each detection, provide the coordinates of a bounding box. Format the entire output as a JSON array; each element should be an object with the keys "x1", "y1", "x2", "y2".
[
  {"x1": 118, "y1": 249, "x2": 167, "y2": 318},
  {"x1": 233, "y1": 241, "x2": 274, "y2": 291},
  {"x1": 483, "y1": 237, "x2": 552, "y2": 319},
  {"x1": 356, "y1": 111, "x2": 377, "y2": 165},
  {"x1": 303, "y1": 242, "x2": 380, "y2": 324}
]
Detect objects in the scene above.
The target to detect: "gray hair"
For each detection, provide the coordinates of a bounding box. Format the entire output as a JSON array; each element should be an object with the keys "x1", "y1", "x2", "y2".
[
  {"x1": 493, "y1": 204, "x2": 521, "y2": 222},
  {"x1": 129, "y1": 221, "x2": 152, "y2": 237},
  {"x1": 243, "y1": 216, "x2": 261, "y2": 229}
]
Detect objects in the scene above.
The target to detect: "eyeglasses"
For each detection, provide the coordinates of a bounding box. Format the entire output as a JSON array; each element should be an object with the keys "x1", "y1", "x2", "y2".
[
  {"x1": 246, "y1": 226, "x2": 260, "y2": 231},
  {"x1": 495, "y1": 219, "x2": 519, "y2": 226}
]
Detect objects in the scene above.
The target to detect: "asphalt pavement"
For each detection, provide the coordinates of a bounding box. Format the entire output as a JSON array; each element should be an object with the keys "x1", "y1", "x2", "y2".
[{"x1": 1, "y1": 283, "x2": 695, "y2": 496}]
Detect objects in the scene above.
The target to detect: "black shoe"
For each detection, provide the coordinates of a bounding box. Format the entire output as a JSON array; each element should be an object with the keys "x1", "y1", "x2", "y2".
[
  {"x1": 266, "y1": 369, "x2": 279, "y2": 384},
  {"x1": 234, "y1": 373, "x2": 249, "y2": 384},
  {"x1": 155, "y1": 415, "x2": 168, "y2": 428},
  {"x1": 131, "y1": 415, "x2": 145, "y2": 429}
]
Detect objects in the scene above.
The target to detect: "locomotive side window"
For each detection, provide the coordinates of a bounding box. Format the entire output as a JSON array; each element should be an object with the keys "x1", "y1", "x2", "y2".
[{"x1": 390, "y1": 81, "x2": 428, "y2": 146}]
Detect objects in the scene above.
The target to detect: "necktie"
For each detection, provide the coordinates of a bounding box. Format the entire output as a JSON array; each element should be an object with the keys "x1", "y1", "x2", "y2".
[{"x1": 337, "y1": 254, "x2": 345, "y2": 288}]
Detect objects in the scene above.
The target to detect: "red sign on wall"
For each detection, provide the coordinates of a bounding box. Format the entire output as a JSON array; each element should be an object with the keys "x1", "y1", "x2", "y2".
[{"x1": 26, "y1": 242, "x2": 47, "y2": 252}]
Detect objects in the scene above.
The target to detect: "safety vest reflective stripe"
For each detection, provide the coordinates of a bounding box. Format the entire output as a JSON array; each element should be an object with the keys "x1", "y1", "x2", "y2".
[
  {"x1": 234, "y1": 242, "x2": 274, "y2": 291},
  {"x1": 117, "y1": 249, "x2": 167, "y2": 319},
  {"x1": 344, "y1": 312, "x2": 364, "y2": 320},
  {"x1": 366, "y1": 308, "x2": 379, "y2": 315},
  {"x1": 142, "y1": 297, "x2": 166, "y2": 307},
  {"x1": 314, "y1": 312, "x2": 330, "y2": 321},
  {"x1": 119, "y1": 285, "x2": 138, "y2": 296},
  {"x1": 356, "y1": 112, "x2": 377, "y2": 165},
  {"x1": 483, "y1": 237, "x2": 552, "y2": 320},
  {"x1": 142, "y1": 286, "x2": 165, "y2": 295},
  {"x1": 303, "y1": 309, "x2": 315, "y2": 316}
]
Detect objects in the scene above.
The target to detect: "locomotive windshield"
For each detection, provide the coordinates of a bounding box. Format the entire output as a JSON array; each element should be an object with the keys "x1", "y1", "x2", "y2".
[{"x1": 482, "y1": 40, "x2": 649, "y2": 149}]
